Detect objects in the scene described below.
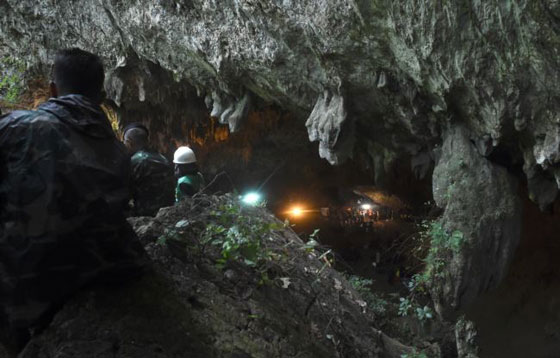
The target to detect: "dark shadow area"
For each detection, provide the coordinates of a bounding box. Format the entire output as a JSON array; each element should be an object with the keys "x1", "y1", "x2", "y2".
[{"x1": 466, "y1": 194, "x2": 560, "y2": 358}]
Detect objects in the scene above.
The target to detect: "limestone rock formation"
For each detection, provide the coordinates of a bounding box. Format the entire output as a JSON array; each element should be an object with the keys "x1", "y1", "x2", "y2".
[
  {"x1": 306, "y1": 91, "x2": 353, "y2": 165},
  {"x1": 455, "y1": 316, "x2": 480, "y2": 358},
  {"x1": 1, "y1": 0, "x2": 559, "y2": 313},
  {"x1": 432, "y1": 125, "x2": 522, "y2": 315}
]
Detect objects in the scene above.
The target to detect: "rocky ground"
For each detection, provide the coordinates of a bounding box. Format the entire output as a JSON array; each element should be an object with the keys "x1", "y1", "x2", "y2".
[{"x1": 1, "y1": 195, "x2": 457, "y2": 358}]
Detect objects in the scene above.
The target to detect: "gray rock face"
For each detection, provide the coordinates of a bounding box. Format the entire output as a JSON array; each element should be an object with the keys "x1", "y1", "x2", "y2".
[
  {"x1": 1, "y1": 0, "x2": 559, "y2": 312},
  {"x1": 455, "y1": 316, "x2": 480, "y2": 358},
  {"x1": 432, "y1": 125, "x2": 522, "y2": 315},
  {"x1": 1, "y1": 1, "x2": 558, "y2": 169},
  {"x1": 306, "y1": 91, "x2": 353, "y2": 164}
]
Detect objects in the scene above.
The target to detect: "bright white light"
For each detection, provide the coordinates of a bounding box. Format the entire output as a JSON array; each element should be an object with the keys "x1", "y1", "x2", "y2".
[
  {"x1": 361, "y1": 204, "x2": 372, "y2": 210},
  {"x1": 241, "y1": 192, "x2": 261, "y2": 205}
]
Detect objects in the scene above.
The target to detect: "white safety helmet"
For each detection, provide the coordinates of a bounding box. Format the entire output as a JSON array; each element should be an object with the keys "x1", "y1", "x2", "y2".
[{"x1": 173, "y1": 146, "x2": 197, "y2": 164}]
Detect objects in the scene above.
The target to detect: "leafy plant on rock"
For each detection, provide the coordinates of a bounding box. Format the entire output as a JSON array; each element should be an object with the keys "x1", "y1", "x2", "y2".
[
  {"x1": 416, "y1": 219, "x2": 465, "y2": 287},
  {"x1": 397, "y1": 219, "x2": 465, "y2": 324},
  {"x1": 346, "y1": 274, "x2": 388, "y2": 316},
  {"x1": 0, "y1": 56, "x2": 25, "y2": 103},
  {"x1": 302, "y1": 228, "x2": 320, "y2": 253},
  {"x1": 201, "y1": 202, "x2": 282, "y2": 270},
  {"x1": 401, "y1": 348, "x2": 428, "y2": 358},
  {"x1": 398, "y1": 296, "x2": 433, "y2": 323}
]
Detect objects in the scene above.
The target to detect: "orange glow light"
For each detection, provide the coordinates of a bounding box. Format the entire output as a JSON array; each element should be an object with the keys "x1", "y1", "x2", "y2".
[
  {"x1": 284, "y1": 205, "x2": 320, "y2": 218},
  {"x1": 291, "y1": 207, "x2": 303, "y2": 217}
]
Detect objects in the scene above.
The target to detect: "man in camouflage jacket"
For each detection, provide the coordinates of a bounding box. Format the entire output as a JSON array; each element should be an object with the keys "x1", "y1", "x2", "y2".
[
  {"x1": 123, "y1": 123, "x2": 175, "y2": 216},
  {"x1": 0, "y1": 49, "x2": 148, "y2": 353}
]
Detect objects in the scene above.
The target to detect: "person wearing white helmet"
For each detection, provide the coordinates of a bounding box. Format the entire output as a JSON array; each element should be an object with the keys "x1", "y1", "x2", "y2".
[{"x1": 173, "y1": 146, "x2": 205, "y2": 201}]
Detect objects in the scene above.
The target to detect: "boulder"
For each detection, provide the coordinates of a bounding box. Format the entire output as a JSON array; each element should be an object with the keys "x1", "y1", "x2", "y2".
[
  {"x1": 431, "y1": 125, "x2": 522, "y2": 315},
  {"x1": 14, "y1": 196, "x2": 414, "y2": 358}
]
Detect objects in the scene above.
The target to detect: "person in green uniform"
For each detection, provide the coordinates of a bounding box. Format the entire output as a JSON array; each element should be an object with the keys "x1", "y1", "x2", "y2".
[
  {"x1": 173, "y1": 146, "x2": 205, "y2": 201},
  {"x1": 123, "y1": 123, "x2": 175, "y2": 216}
]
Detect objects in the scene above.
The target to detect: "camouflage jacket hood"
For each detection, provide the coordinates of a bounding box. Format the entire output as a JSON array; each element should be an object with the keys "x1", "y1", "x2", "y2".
[
  {"x1": 37, "y1": 95, "x2": 114, "y2": 138},
  {"x1": 0, "y1": 95, "x2": 147, "y2": 335}
]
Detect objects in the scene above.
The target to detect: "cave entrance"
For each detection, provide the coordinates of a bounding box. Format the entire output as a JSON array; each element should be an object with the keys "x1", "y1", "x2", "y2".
[{"x1": 181, "y1": 107, "x2": 434, "y2": 303}]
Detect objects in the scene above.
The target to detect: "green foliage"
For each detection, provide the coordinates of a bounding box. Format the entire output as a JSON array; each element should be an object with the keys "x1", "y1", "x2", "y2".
[
  {"x1": 426, "y1": 220, "x2": 464, "y2": 254},
  {"x1": 157, "y1": 228, "x2": 180, "y2": 246},
  {"x1": 302, "y1": 229, "x2": 320, "y2": 254},
  {"x1": 401, "y1": 348, "x2": 428, "y2": 358},
  {"x1": 0, "y1": 56, "x2": 25, "y2": 103},
  {"x1": 415, "y1": 219, "x2": 465, "y2": 287},
  {"x1": 398, "y1": 296, "x2": 433, "y2": 321},
  {"x1": 346, "y1": 275, "x2": 388, "y2": 316},
  {"x1": 398, "y1": 297, "x2": 413, "y2": 316},
  {"x1": 415, "y1": 305, "x2": 434, "y2": 322},
  {"x1": 396, "y1": 219, "x2": 463, "y2": 325},
  {"x1": 347, "y1": 275, "x2": 373, "y2": 292},
  {"x1": 309, "y1": 228, "x2": 320, "y2": 240},
  {"x1": 202, "y1": 202, "x2": 282, "y2": 269}
]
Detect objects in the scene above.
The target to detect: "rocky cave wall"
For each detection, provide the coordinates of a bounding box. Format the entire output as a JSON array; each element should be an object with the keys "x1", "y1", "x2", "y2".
[{"x1": 1, "y1": 0, "x2": 560, "y2": 314}]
